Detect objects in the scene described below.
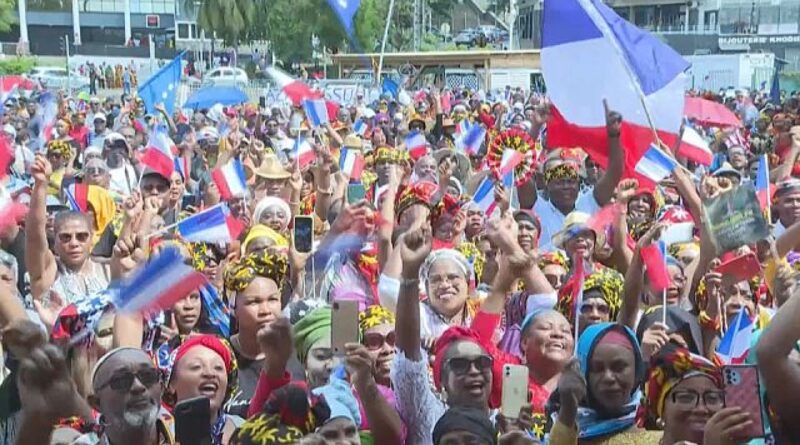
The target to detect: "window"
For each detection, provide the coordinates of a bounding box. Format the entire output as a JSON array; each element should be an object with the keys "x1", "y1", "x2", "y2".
[{"x1": 178, "y1": 23, "x2": 190, "y2": 39}]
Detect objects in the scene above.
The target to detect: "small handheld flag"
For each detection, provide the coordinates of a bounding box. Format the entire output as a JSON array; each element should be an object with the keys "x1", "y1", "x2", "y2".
[
  {"x1": 176, "y1": 203, "x2": 244, "y2": 243},
  {"x1": 461, "y1": 124, "x2": 486, "y2": 156},
  {"x1": 353, "y1": 118, "x2": 368, "y2": 137},
  {"x1": 634, "y1": 144, "x2": 678, "y2": 184},
  {"x1": 293, "y1": 137, "x2": 317, "y2": 169},
  {"x1": 339, "y1": 148, "x2": 365, "y2": 181},
  {"x1": 211, "y1": 159, "x2": 248, "y2": 200},
  {"x1": 471, "y1": 176, "x2": 497, "y2": 216},
  {"x1": 716, "y1": 310, "x2": 754, "y2": 365},
  {"x1": 755, "y1": 154, "x2": 770, "y2": 220},
  {"x1": 405, "y1": 131, "x2": 428, "y2": 161},
  {"x1": 65, "y1": 183, "x2": 89, "y2": 213},
  {"x1": 640, "y1": 241, "x2": 670, "y2": 293},
  {"x1": 141, "y1": 128, "x2": 176, "y2": 179},
  {"x1": 303, "y1": 99, "x2": 329, "y2": 127}
]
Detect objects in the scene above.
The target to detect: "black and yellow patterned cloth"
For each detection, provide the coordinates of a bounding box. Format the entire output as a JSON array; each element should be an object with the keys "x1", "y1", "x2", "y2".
[
  {"x1": 47, "y1": 139, "x2": 72, "y2": 158},
  {"x1": 456, "y1": 241, "x2": 485, "y2": 285},
  {"x1": 556, "y1": 267, "x2": 624, "y2": 324},
  {"x1": 374, "y1": 145, "x2": 408, "y2": 164},
  {"x1": 543, "y1": 163, "x2": 579, "y2": 183},
  {"x1": 223, "y1": 250, "x2": 289, "y2": 295},
  {"x1": 188, "y1": 242, "x2": 226, "y2": 273},
  {"x1": 229, "y1": 413, "x2": 305, "y2": 444},
  {"x1": 358, "y1": 305, "x2": 395, "y2": 332}
]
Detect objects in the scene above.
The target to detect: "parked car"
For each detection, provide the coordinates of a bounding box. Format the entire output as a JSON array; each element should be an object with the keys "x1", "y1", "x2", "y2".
[
  {"x1": 202, "y1": 67, "x2": 249, "y2": 87},
  {"x1": 454, "y1": 29, "x2": 481, "y2": 47},
  {"x1": 477, "y1": 25, "x2": 503, "y2": 42},
  {"x1": 28, "y1": 66, "x2": 90, "y2": 92}
]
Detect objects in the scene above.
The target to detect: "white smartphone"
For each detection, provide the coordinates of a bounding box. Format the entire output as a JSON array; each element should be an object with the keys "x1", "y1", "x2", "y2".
[{"x1": 501, "y1": 364, "x2": 529, "y2": 419}]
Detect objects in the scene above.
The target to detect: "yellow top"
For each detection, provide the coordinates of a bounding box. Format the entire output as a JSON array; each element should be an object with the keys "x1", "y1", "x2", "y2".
[{"x1": 549, "y1": 420, "x2": 662, "y2": 445}]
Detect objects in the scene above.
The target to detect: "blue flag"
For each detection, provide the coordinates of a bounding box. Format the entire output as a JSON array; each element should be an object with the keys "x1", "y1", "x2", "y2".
[
  {"x1": 138, "y1": 51, "x2": 185, "y2": 116},
  {"x1": 382, "y1": 78, "x2": 398, "y2": 98},
  {"x1": 770, "y1": 67, "x2": 781, "y2": 105},
  {"x1": 327, "y1": 0, "x2": 361, "y2": 36}
]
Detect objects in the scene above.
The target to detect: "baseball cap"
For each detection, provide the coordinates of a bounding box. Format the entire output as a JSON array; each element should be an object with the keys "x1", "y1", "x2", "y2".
[{"x1": 93, "y1": 113, "x2": 107, "y2": 123}]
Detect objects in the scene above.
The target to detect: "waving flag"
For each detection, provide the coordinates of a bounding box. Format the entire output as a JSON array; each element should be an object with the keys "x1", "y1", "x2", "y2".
[
  {"x1": 353, "y1": 118, "x2": 368, "y2": 137},
  {"x1": 755, "y1": 154, "x2": 770, "y2": 215},
  {"x1": 339, "y1": 148, "x2": 364, "y2": 181},
  {"x1": 634, "y1": 144, "x2": 678, "y2": 184},
  {"x1": 404, "y1": 131, "x2": 428, "y2": 160},
  {"x1": 471, "y1": 176, "x2": 497, "y2": 215},
  {"x1": 211, "y1": 159, "x2": 247, "y2": 200},
  {"x1": 141, "y1": 128, "x2": 176, "y2": 179},
  {"x1": 456, "y1": 119, "x2": 471, "y2": 136},
  {"x1": 37, "y1": 92, "x2": 58, "y2": 151},
  {"x1": 460, "y1": 124, "x2": 486, "y2": 156},
  {"x1": 266, "y1": 66, "x2": 323, "y2": 106},
  {"x1": 51, "y1": 290, "x2": 114, "y2": 346},
  {"x1": 716, "y1": 310, "x2": 754, "y2": 365},
  {"x1": 678, "y1": 126, "x2": 713, "y2": 166},
  {"x1": 174, "y1": 156, "x2": 190, "y2": 181},
  {"x1": 65, "y1": 183, "x2": 89, "y2": 212},
  {"x1": 327, "y1": 0, "x2": 361, "y2": 36},
  {"x1": 542, "y1": 0, "x2": 688, "y2": 176},
  {"x1": 499, "y1": 149, "x2": 524, "y2": 177},
  {"x1": 640, "y1": 240, "x2": 670, "y2": 293},
  {"x1": 658, "y1": 205, "x2": 695, "y2": 246},
  {"x1": 293, "y1": 137, "x2": 316, "y2": 169},
  {"x1": 176, "y1": 203, "x2": 244, "y2": 243},
  {"x1": 138, "y1": 51, "x2": 184, "y2": 115},
  {"x1": 304, "y1": 99, "x2": 329, "y2": 127},
  {"x1": 113, "y1": 246, "x2": 206, "y2": 313}
]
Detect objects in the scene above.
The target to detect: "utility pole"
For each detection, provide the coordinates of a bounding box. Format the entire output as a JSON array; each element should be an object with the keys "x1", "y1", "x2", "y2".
[
  {"x1": 64, "y1": 34, "x2": 72, "y2": 94},
  {"x1": 413, "y1": 0, "x2": 420, "y2": 50}
]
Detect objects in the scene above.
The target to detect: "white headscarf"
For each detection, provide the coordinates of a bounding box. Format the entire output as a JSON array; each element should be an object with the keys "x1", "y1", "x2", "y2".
[
  {"x1": 419, "y1": 249, "x2": 471, "y2": 295},
  {"x1": 252, "y1": 196, "x2": 291, "y2": 231}
]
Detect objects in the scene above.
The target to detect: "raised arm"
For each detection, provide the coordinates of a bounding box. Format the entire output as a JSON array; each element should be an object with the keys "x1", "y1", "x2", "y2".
[
  {"x1": 25, "y1": 154, "x2": 57, "y2": 301},
  {"x1": 592, "y1": 102, "x2": 624, "y2": 206},
  {"x1": 313, "y1": 143, "x2": 334, "y2": 224},
  {"x1": 394, "y1": 228, "x2": 432, "y2": 362},
  {"x1": 619, "y1": 224, "x2": 662, "y2": 329}
]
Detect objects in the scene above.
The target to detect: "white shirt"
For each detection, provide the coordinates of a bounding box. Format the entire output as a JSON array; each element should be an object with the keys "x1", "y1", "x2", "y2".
[
  {"x1": 534, "y1": 188, "x2": 601, "y2": 251},
  {"x1": 774, "y1": 220, "x2": 787, "y2": 238},
  {"x1": 108, "y1": 163, "x2": 137, "y2": 197}
]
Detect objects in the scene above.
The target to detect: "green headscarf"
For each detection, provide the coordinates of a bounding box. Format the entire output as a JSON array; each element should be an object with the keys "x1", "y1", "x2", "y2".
[{"x1": 293, "y1": 306, "x2": 332, "y2": 364}]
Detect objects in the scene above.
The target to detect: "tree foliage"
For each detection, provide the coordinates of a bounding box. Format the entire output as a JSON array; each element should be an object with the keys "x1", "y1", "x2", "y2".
[{"x1": 0, "y1": 0, "x2": 15, "y2": 32}]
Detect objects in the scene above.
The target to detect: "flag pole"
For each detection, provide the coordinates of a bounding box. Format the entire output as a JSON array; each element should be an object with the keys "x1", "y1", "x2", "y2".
[
  {"x1": 376, "y1": 0, "x2": 396, "y2": 85},
  {"x1": 764, "y1": 153, "x2": 771, "y2": 222}
]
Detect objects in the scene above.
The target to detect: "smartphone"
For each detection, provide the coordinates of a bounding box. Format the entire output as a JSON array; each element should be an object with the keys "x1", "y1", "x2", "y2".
[
  {"x1": 175, "y1": 396, "x2": 212, "y2": 445},
  {"x1": 293, "y1": 215, "x2": 314, "y2": 254},
  {"x1": 715, "y1": 253, "x2": 761, "y2": 287},
  {"x1": 501, "y1": 364, "x2": 528, "y2": 419},
  {"x1": 347, "y1": 183, "x2": 367, "y2": 205},
  {"x1": 331, "y1": 300, "x2": 359, "y2": 356},
  {"x1": 722, "y1": 365, "x2": 765, "y2": 438},
  {"x1": 259, "y1": 96, "x2": 267, "y2": 109}
]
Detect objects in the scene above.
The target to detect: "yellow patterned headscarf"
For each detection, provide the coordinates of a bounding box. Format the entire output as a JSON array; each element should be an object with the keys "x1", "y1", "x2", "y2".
[
  {"x1": 47, "y1": 139, "x2": 72, "y2": 158},
  {"x1": 544, "y1": 163, "x2": 579, "y2": 183},
  {"x1": 224, "y1": 250, "x2": 289, "y2": 296},
  {"x1": 556, "y1": 267, "x2": 623, "y2": 324},
  {"x1": 241, "y1": 224, "x2": 289, "y2": 255},
  {"x1": 374, "y1": 145, "x2": 407, "y2": 164},
  {"x1": 188, "y1": 242, "x2": 224, "y2": 272},
  {"x1": 538, "y1": 251, "x2": 568, "y2": 270},
  {"x1": 358, "y1": 305, "x2": 395, "y2": 332},
  {"x1": 456, "y1": 241, "x2": 485, "y2": 285},
  {"x1": 229, "y1": 413, "x2": 305, "y2": 445}
]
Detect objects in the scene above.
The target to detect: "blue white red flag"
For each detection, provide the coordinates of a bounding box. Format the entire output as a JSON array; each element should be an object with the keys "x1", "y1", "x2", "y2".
[
  {"x1": 303, "y1": 99, "x2": 329, "y2": 127},
  {"x1": 677, "y1": 126, "x2": 712, "y2": 166},
  {"x1": 716, "y1": 310, "x2": 754, "y2": 365},
  {"x1": 65, "y1": 183, "x2": 89, "y2": 212},
  {"x1": 113, "y1": 246, "x2": 207, "y2": 314},
  {"x1": 634, "y1": 144, "x2": 678, "y2": 184},
  {"x1": 461, "y1": 124, "x2": 486, "y2": 156},
  {"x1": 266, "y1": 66, "x2": 323, "y2": 107},
  {"x1": 176, "y1": 203, "x2": 244, "y2": 243},
  {"x1": 199, "y1": 284, "x2": 230, "y2": 337},
  {"x1": 471, "y1": 176, "x2": 497, "y2": 216},
  {"x1": 293, "y1": 137, "x2": 316, "y2": 169},
  {"x1": 404, "y1": 131, "x2": 428, "y2": 160},
  {"x1": 353, "y1": 118, "x2": 368, "y2": 137},
  {"x1": 339, "y1": 148, "x2": 365, "y2": 181},
  {"x1": 755, "y1": 154, "x2": 770, "y2": 215},
  {"x1": 211, "y1": 159, "x2": 248, "y2": 200},
  {"x1": 141, "y1": 127, "x2": 176, "y2": 179},
  {"x1": 542, "y1": 0, "x2": 688, "y2": 178}
]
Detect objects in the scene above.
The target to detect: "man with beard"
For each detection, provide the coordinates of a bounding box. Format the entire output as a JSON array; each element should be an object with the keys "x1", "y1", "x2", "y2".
[
  {"x1": 103, "y1": 133, "x2": 137, "y2": 197},
  {"x1": 16, "y1": 344, "x2": 172, "y2": 445}
]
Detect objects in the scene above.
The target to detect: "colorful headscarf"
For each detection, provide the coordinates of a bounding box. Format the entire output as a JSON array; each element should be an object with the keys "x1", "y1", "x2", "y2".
[
  {"x1": 637, "y1": 344, "x2": 721, "y2": 427},
  {"x1": 85, "y1": 185, "x2": 117, "y2": 245},
  {"x1": 167, "y1": 334, "x2": 239, "y2": 409},
  {"x1": 293, "y1": 306, "x2": 332, "y2": 364},
  {"x1": 374, "y1": 145, "x2": 407, "y2": 164},
  {"x1": 556, "y1": 267, "x2": 624, "y2": 324},
  {"x1": 229, "y1": 414, "x2": 306, "y2": 445},
  {"x1": 224, "y1": 250, "x2": 289, "y2": 301},
  {"x1": 455, "y1": 241, "x2": 485, "y2": 285},
  {"x1": 544, "y1": 163, "x2": 579, "y2": 183},
  {"x1": 432, "y1": 326, "x2": 491, "y2": 392},
  {"x1": 395, "y1": 181, "x2": 439, "y2": 220},
  {"x1": 47, "y1": 139, "x2": 72, "y2": 158},
  {"x1": 419, "y1": 249, "x2": 471, "y2": 294},
  {"x1": 241, "y1": 224, "x2": 289, "y2": 255},
  {"x1": 431, "y1": 193, "x2": 462, "y2": 228},
  {"x1": 358, "y1": 305, "x2": 395, "y2": 332},
  {"x1": 259, "y1": 383, "x2": 330, "y2": 433},
  {"x1": 188, "y1": 242, "x2": 225, "y2": 273}
]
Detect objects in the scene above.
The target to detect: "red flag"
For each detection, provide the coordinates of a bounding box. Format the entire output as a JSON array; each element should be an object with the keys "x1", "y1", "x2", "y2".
[{"x1": 640, "y1": 243, "x2": 670, "y2": 292}]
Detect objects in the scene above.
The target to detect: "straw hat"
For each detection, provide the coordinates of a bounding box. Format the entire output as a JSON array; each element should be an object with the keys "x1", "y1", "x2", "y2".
[
  {"x1": 409, "y1": 114, "x2": 427, "y2": 130},
  {"x1": 254, "y1": 155, "x2": 291, "y2": 180},
  {"x1": 343, "y1": 134, "x2": 363, "y2": 149},
  {"x1": 442, "y1": 118, "x2": 456, "y2": 128},
  {"x1": 552, "y1": 211, "x2": 603, "y2": 250}
]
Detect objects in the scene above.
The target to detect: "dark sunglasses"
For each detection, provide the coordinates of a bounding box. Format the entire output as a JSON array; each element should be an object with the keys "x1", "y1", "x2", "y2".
[
  {"x1": 445, "y1": 355, "x2": 493, "y2": 375},
  {"x1": 363, "y1": 331, "x2": 396, "y2": 351},
  {"x1": 57, "y1": 232, "x2": 91, "y2": 243},
  {"x1": 96, "y1": 368, "x2": 161, "y2": 392}
]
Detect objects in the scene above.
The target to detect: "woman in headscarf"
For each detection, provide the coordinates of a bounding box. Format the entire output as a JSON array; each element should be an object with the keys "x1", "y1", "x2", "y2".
[
  {"x1": 166, "y1": 334, "x2": 243, "y2": 444},
  {"x1": 539, "y1": 251, "x2": 569, "y2": 290},
  {"x1": 556, "y1": 267, "x2": 624, "y2": 336},
  {"x1": 223, "y1": 250, "x2": 290, "y2": 417},
  {"x1": 240, "y1": 224, "x2": 289, "y2": 257},
  {"x1": 432, "y1": 407, "x2": 497, "y2": 445},
  {"x1": 549, "y1": 323, "x2": 659, "y2": 444},
  {"x1": 359, "y1": 305, "x2": 396, "y2": 388},
  {"x1": 189, "y1": 242, "x2": 228, "y2": 289},
  {"x1": 252, "y1": 196, "x2": 292, "y2": 234},
  {"x1": 637, "y1": 344, "x2": 728, "y2": 444},
  {"x1": 46, "y1": 139, "x2": 74, "y2": 196}
]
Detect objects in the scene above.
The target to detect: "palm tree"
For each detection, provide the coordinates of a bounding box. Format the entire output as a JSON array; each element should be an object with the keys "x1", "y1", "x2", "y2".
[{"x1": 182, "y1": 0, "x2": 257, "y2": 47}]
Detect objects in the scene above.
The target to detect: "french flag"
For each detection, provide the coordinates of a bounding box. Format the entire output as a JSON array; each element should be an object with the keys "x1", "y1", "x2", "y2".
[
  {"x1": 499, "y1": 149, "x2": 524, "y2": 177},
  {"x1": 471, "y1": 176, "x2": 497, "y2": 215},
  {"x1": 634, "y1": 144, "x2": 678, "y2": 184},
  {"x1": 304, "y1": 99, "x2": 329, "y2": 127},
  {"x1": 293, "y1": 137, "x2": 317, "y2": 169},
  {"x1": 65, "y1": 183, "x2": 89, "y2": 212},
  {"x1": 339, "y1": 148, "x2": 364, "y2": 181},
  {"x1": 461, "y1": 124, "x2": 486, "y2": 156},
  {"x1": 113, "y1": 246, "x2": 207, "y2": 314},
  {"x1": 640, "y1": 240, "x2": 670, "y2": 293},
  {"x1": 141, "y1": 128, "x2": 176, "y2": 179},
  {"x1": 755, "y1": 153, "x2": 770, "y2": 213},
  {"x1": 353, "y1": 118, "x2": 368, "y2": 137},
  {"x1": 174, "y1": 156, "x2": 190, "y2": 181},
  {"x1": 211, "y1": 159, "x2": 248, "y2": 200},
  {"x1": 542, "y1": 0, "x2": 688, "y2": 178},
  {"x1": 405, "y1": 131, "x2": 428, "y2": 160},
  {"x1": 176, "y1": 203, "x2": 244, "y2": 243},
  {"x1": 456, "y1": 119, "x2": 471, "y2": 136},
  {"x1": 0, "y1": 195, "x2": 27, "y2": 234},
  {"x1": 677, "y1": 126, "x2": 713, "y2": 166},
  {"x1": 716, "y1": 310, "x2": 754, "y2": 365},
  {"x1": 265, "y1": 66, "x2": 323, "y2": 106}
]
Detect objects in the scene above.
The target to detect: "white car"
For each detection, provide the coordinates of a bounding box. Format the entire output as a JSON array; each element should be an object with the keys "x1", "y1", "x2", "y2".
[
  {"x1": 29, "y1": 66, "x2": 90, "y2": 92},
  {"x1": 202, "y1": 67, "x2": 249, "y2": 87}
]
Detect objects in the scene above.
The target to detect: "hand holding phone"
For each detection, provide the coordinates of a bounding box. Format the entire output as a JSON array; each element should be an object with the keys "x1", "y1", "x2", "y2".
[
  {"x1": 175, "y1": 396, "x2": 212, "y2": 445},
  {"x1": 501, "y1": 364, "x2": 528, "y2": 419},
  {"x1": 293, "y1": 215, "x2": 314, "y2": 254},
  {"x1": 722, "y1": 365, "x2": 765, "y2": 439},
  {"x1": 347, "y1": 183, "x2": 367, "y2": 205},
  {"x1": 331, "y1": 301, "x2": 359, "y2": 356}
]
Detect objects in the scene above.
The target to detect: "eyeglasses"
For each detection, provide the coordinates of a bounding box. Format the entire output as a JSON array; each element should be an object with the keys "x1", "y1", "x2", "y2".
[
  {"x1": 671, "y1": 390, "x2": 725, "y2": 409},
  {"x1": 57, "y1": 232, "x2": 91, "y2": 243},
  {"x1": 141, "y1": 183, "x2": 168, "y2": 194},
  {"x1": 579, "y1": 301, "x2": 610, "y2": 315},
  {"x1": 85, "y1": 167, "x2": 106, "y2": 176},
  {"x1": 363, "y1": 331, "x2": 396, "y2": 350},
  {"x1": 445, "y1": 355, "x2": 493, "y2": 375},
  {"x1": 96, "y1": 368, "x2": 161, "y2": 392}
]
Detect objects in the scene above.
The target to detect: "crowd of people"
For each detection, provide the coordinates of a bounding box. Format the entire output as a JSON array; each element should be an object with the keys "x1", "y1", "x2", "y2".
[{"x1": 0, "y1": 76, "x2": 798, "y2": 445}]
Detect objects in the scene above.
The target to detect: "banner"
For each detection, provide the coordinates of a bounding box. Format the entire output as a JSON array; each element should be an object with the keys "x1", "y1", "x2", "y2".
[{"x1": 703, "y1": 183, "x2": 769, "y2": 255}]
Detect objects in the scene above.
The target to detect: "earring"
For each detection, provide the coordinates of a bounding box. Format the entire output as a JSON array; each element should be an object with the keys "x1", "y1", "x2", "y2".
[{"x1": 655, "y1": 417, "x2": 665, "y2": 429}]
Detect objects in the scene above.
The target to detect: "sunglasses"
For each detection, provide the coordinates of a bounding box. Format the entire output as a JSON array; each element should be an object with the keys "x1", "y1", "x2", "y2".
[
  {"x1": 445, "y1": 355, "x2": 493, "y2": 375},
  {"x1": 97, "y1": 368, "x2": 161, "y2": 392},
  {"x1": 57, "y1": 232, "x2": 91, "y2": 243},
  {"x1": 363, "y1": 331, "x2": 396, "y2": 351},
  {"x1": 141, "y1": 183, "x2": 169, "y2": 194}
]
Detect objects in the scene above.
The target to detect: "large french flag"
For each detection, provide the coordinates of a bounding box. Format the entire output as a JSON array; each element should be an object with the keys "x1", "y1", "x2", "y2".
[
  {"x1": 176, "y1": 203, "x2": 244, "y2": 243},
  {"x1": 716, "y1": 310, "x2": 754, "y2": 365},
  {"x1": 113, "y1": 246, "x2": 207, "y2": 313},
  {"x1": 677, "y1": 126, "x2": 713, "y2": 166},
  {"x1": 542, "y1": 0, "x2": 689, "y2": 176},
  {"x1": 265, "y1": 66, "x2": 323, "y2": 106},
  {"x1": 339, "y1": 148, "x2": 364, "y2": 181},
  {"x1": 141, "y1": 128, "x2": 176, "y2": 179},
  {"x1": 211, "y1": 159, "x2": 247, "y2": 200},
  {"x1": 65, "y1": 183, "x2": 89, "y2": 213}
]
